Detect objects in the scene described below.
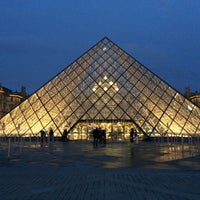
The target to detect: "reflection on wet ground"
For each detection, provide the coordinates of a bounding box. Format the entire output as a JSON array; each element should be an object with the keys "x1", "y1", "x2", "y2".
[
  {"x1": 73, "y1": 141, "x2": 200, "y2": 170},
  {"x1": 0, "y1": 140, "x2": 200, "y2": 170}
]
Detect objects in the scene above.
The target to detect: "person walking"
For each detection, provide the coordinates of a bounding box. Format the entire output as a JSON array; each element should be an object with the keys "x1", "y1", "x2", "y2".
[
  {"x1": 130, "y1": 128, "x2": 134, "y2": 143},
  {"x1": 62, "y1": 129, "x2": 69, "y2": 142},
  {"x1": 49, "y1": 128, "x2": 54, "y2": 142},
  {"x1": 40, "y1": 130, "x2": 46, "y2": 145},
  {"x1": 92, "y1": 128, "x2": 99, "y2": 147},
  {"x1": 134, "y1": 129, "x2": 139, "y2": 144}
]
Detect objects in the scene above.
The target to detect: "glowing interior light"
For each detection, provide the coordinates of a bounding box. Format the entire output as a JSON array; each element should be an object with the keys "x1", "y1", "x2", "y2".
[
  {"x1": 92, "y1": 88, "x2": 96, "y2": 92},
  {"x1": 188, "y1": 105, "x2": 194, "y2": 111},
  {"x1": 99, "y1": 81, "x2": 102, "y2": 85},
  {"x1": 103, "y1": 47, "x2": 107, "y2": 51},
  {"x1": 104, "y1": 87, "x2": 108, "y2": 91},
  {"x1": 115, "y1": 87, "x2": 119, "y2": 91},
  {"x1": 109, "y1": 81, "x2": 113, "y2": 85},
  {"x1": 104, "y1": 76, "x2": 107, "y2": 80},
  {"x1": 188, "y1": 106, "x2": 192, "y2": 111}
]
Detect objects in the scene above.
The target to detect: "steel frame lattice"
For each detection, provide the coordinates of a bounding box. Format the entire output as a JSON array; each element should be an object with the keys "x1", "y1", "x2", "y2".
[{"x1": 0, "y1": 37, "x2": 200, "y2": 138}]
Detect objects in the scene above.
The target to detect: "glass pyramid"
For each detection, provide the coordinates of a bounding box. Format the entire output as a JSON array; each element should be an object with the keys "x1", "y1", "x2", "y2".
[{"x1": 0, "y1": 37, "x2": 200, "y2": 140}]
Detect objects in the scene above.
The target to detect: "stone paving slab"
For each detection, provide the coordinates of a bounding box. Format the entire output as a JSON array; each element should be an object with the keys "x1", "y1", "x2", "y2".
[{"x1": 0, "y1": 141, "x2": 200, "y2": 199}]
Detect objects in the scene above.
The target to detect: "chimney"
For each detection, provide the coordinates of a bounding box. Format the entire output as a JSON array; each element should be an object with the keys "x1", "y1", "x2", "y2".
[
  {"x1": 185, "y1": 87, "x2": 191, "y2": 98},
  {"x1": 21, "y1": 86, "x2": 27, "y2": 97}
]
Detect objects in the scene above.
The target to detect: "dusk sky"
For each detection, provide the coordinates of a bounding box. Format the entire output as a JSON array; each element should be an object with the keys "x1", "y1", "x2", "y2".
[{"x1": 0, "y1": 0, "x2": 200, "y2": 94}]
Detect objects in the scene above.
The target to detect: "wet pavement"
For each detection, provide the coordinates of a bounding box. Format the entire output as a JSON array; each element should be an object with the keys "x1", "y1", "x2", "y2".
[{"x1": 0, "y1": 140, "x2": 200, "y2": 199}]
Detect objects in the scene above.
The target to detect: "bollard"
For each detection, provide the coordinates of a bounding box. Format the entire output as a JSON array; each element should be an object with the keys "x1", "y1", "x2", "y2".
[
  {"x1": 8, "y1": 138, "x2": 11, "y2": 158},
  {"x1": 20, "y1": 137, "x2": 22, "y2": 153}
]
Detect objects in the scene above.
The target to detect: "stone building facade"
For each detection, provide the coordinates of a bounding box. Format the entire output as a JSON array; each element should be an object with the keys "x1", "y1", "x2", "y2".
[
  {"x1": 0, "y1": 84, "x2": 27, "y2": 118},
  {"x1": 185, "y1": 87, "x2": 200, "y2": 107}
]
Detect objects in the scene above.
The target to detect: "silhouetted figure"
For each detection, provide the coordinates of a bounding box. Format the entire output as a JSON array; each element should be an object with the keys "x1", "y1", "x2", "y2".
[
  {"x1": 49, "y1": 128, "x2": 54, "y2": 142},
  {"x1": 134, "y1": 130, "x2": 139, "y2": 144},
  {"x1": 102, "y1": 129, "x2": 106, "y2": 145},
  {"x1": 92, "y1": 128, "x2": 99, "y2": 146},
  {"x1": 40, "y1": 130, "x2": 46, "y2": 144},
  {"x1": 130, "y1": 128, "x2": 134, "y2": 143},
  {"x1": 99, "y1": 129, "x2": 106, "y2": 145},
  {"x1": 62, "y1": 129, "x2": 69, "y2": 142},
  {"x1": 98, "y1": 128, "x2": 102, "y2": 144}
]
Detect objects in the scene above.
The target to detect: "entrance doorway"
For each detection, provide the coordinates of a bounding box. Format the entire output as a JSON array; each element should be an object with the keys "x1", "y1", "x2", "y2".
[{"x1": 67, "y1": 120, "x2": 140, "y2": 141}]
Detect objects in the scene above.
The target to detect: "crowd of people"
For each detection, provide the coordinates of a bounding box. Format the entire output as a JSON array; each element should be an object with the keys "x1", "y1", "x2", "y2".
[
  {"x1": 40, "y1": 128, "x2": 69, "y2": 144},
  {"x1": 39, "y1": 127, "x2": 139, "y2": 145},
  {"x1": 92, "y1": 127, "x2": 106, "y2": 147}
]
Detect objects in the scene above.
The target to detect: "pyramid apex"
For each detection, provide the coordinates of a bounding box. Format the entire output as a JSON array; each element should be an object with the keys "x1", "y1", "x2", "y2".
[{"x1": 100, "y1": 36, "x2": 112, "y2": 42}]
